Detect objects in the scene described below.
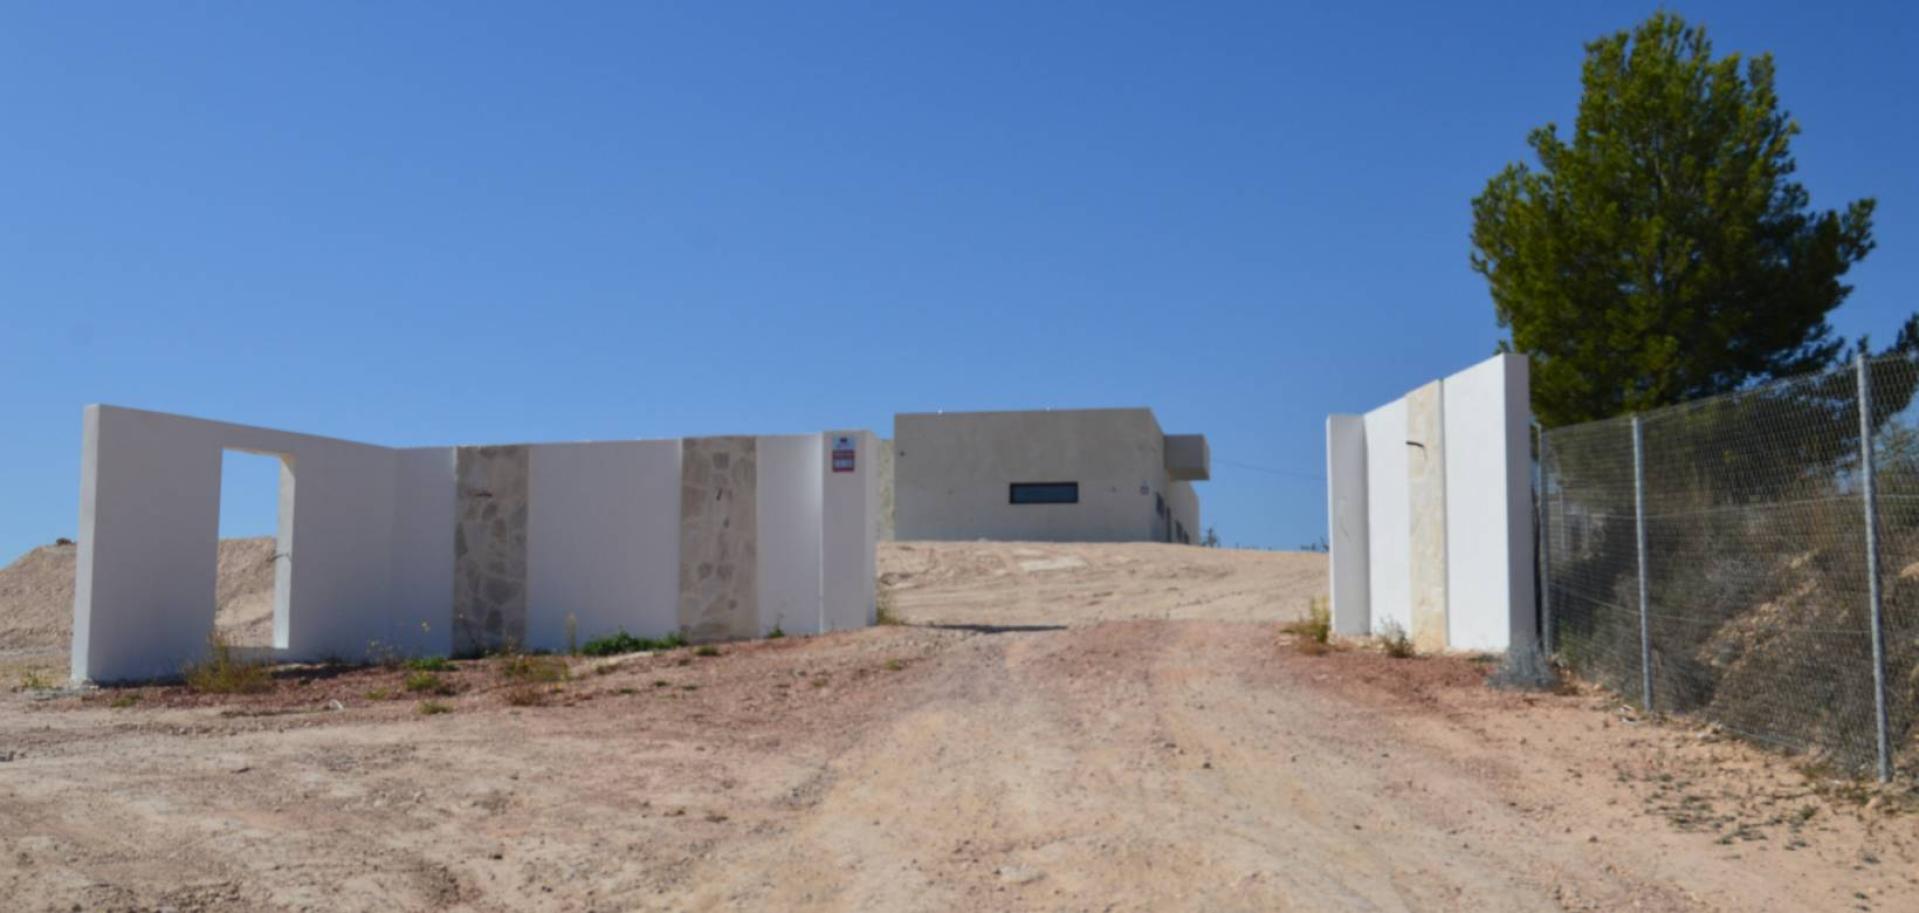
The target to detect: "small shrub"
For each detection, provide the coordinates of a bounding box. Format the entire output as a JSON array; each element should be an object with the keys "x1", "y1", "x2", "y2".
[
  {"x1": 405, "y1": 671, "x2": 455, "y2": 695},
  {"x1": 405, "y1": 656, "x2": 455, "y2": 672},
  {"x1": 108, "y1": 692, "x2": 140, "y2": 709},
  {"x1": 617, "y1": 687, "x2": 638, "y2": 695},
  {"x1": 17, "y1": 669, "x2": 56, "y2": 691},
  {"x1": 365, "y1": 687, "x2": 394, "y2": 701},
  {"x1": 767, "y1": 625, "x2": 785, "y2": 640},
  {"x1": 500, "y1": 653, "x2": 569, "y2": 683},
  {"x1": 579, "y1": 629, "x2": 686, "y2": 657},
  {"x1": 1283, "y1": 597, "x2": 1333, "y2": 654},
  {"x1": 693, "y1": 645, "x2": 721, "y2": 658},
  {"x1": 1380, "y1": 621, "x2": 1415, "y2": 659},
  {"x1": 876, "y1": 590, "x2": 903, "y2": 626},
  {"x1": 183, "y1": 633, "x2": 273, "y2": 694},
  {"x1": 884, "y1": 659, "x2": 905, "y2": 672},
  {"x1": 54, "y1": 537, "x2": 74, "y2": 547},
  {"x1": 417, "y1": 700, "x2": 452, "y2": 716}
]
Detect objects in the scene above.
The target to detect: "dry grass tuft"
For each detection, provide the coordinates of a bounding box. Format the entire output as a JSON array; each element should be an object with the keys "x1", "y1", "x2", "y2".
[
  {"x1": 1282, "y1": 597, "x2": 1333, "y2": 655},
  {"x1": 183, "y1": 633, "x2": 273, "y2": 694},
  {"x1": 1379, "y1": 621, "x2": 1416, "y2": 659}
]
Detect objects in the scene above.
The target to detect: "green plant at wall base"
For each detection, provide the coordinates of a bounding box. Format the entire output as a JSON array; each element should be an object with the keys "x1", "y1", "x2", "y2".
[
  {"x1": 405, "y1": 656, "x2": 455, "y2": 672},
  {"x1": 578, "y1": 629, "x2": 686, "y2": 657},
  {"x1": 405, "y1": 671, "x2": 455, "y2": 695},
  {"x1": 875, "y1": 589, "x2": 902, "y2": 626},
  {"x1": 1379, "y1": 621, "x2": 1416, "y2": 659},
  {"x1": 693, "y1": 645, "x2": 721, "y2": 658},
  {"x1": 1283, "y1": 597, "x2": 1333, "y2": 655},
  {"x1": 17, "y1": 670, "x2": 55, "y2": 691},
  {"x1": 767, "y1": 625, "x2": 785, "y2": 640},
  {"x1": 183, "y1": 632, "x2": 273, "y2": 694},
  {"x1": 500, "y1": 653, "x2": 569, "y2": 683}
]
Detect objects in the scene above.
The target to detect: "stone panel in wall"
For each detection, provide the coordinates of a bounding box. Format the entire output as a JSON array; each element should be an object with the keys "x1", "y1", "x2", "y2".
[
  {"x1": 1405, "y1": 381, "x2": 1449, "y2": 653},
  {"x1": 453, "y1": 445, "x2": 529, "y2": 656},
  {"x1": 677, "y1": 436, "x2": 758, "y2": 643}
]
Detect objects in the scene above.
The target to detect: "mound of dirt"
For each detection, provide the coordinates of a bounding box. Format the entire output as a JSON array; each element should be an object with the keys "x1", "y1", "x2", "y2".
[
  {"x1": 879, "y1": 540, "x2": 1326, "y2": 627},
  {"x1": 0, "y1": 537, "x2": 279, "y2": 653}
]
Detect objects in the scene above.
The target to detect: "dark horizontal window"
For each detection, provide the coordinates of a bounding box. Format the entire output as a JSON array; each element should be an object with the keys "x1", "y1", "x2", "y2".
[{"x1": 1010, "y1": 482, "x2": 1079, "y2": 505}]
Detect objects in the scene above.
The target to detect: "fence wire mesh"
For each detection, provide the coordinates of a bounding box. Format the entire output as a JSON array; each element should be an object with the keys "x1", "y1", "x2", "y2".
[{"x1": 1543, "y1": 353, "x2": 1919, "y2": 776}]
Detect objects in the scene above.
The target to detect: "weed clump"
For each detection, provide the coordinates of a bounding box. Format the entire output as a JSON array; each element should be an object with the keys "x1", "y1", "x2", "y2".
[
  {"x1": 183, "y1": 633, "x2": 273, "y2": 694},
  {"x1": 405, "y1": 656, "x2": 455, "y2": 672},
  {"x1": 693, "y1": 645, "x2": 721, "y2": 658},
  {"x1": 405, "y1": 671, "x2": 455, "y2": 695},
  {"x1": 501, "y1": 653, "x2": 570, "y2": 683},
  {"x1": 1282, "y1": 597, "x2": 1333, "y2": 655},
  {"x1": 417, "y1": 700, "x2": 452, "y2": 716},
  {"x1": 1379, "y1": 621, "x2": 1416, "y2": 659},
  {"x1": 875, "y1": 588, "x2": 903, "y2": 626},
  {"x1": 578, "y1": 629, "x2": 686, "y2": 657}
]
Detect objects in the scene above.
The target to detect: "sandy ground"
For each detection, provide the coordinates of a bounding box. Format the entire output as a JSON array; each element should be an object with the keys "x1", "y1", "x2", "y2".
[{"x1": 1, "y1": 541, "x2": 1916, "y2": 912}]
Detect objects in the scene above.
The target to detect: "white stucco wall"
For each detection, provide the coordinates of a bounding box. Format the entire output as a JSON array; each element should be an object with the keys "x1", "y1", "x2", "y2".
[
  {"x1": 388, "y1": 447, "x2": 455, "y2": 657},
  {"x1": 1442, "y1": 354, "x2": 1535, "y2": 651},
  {"x1": 1325, "y1": 415, "x2": 1369, "y2": 636},
  {"x1": 72, "y1": 405, "x2": 880, "y2": 682},
  {"x1": 756, "y1": 435, "x2": 824, "y2": 637},
  {"x1": 73, "y1": 406, "x2": 408, "y2": 681},
  {"x1": 525, "y1": 440, "x2": 682, "y2": 651},
  {"x1": 1329, "y1": 354, "x2": 1535, "y2": 653},
  {"x1": 1361, "y1": 400, "x2": 1412, "y2": 638},
  {"x1": 822, "y1": 430, "x2": 879, "y2": 631}
]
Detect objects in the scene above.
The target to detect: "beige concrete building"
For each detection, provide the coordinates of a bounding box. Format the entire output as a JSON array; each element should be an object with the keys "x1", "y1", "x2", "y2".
[{"x1": 893, "y1": 408, "x2": 1208, "y2": 543}]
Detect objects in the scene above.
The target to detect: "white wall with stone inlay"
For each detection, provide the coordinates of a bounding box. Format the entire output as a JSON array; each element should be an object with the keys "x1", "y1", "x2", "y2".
[
  {"x1": 1326, "y1": 353, "x2": 1534, "y2": 653},
  {"x1": 69, "y1": 406, "x2": 878, "y2": 683}
]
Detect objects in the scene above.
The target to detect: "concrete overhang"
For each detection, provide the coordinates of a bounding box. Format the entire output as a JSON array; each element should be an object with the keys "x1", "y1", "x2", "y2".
[{"x1": 1164, "y1": 434, "x2": 1210, "y2": 481}]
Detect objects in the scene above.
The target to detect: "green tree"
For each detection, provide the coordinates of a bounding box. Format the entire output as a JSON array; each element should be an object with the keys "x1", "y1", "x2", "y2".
[{"x1": 1471, "y1": 12, "x2": 1876, "y2": 427}]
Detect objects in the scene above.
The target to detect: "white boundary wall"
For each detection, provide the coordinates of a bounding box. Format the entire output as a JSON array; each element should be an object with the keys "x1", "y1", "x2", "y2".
[
  {"x1": 71, "y1": 405, "x2": 878, "y2": 682},
  {"x1": 525, "y1": 441, "x2": 682, "y2": 653},
  {"x1": 1326, "y1": 354, "x2": 1534, "y2": 652}
]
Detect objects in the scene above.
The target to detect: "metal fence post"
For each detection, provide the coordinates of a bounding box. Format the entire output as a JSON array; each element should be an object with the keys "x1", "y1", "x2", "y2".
[
  {"x1": 1856, "y1": 354, "x2": 1894, "y2": 783},
  {"x1": 1536, "y1": 421, "x2": 1553, "y2": 656},
  {"x1": 1632, "y1": 415, "x2": 1654, "y2": 712}
]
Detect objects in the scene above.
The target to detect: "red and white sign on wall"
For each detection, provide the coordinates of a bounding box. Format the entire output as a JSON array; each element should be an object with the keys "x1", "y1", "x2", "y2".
[{"x1": 831, "y1": 435, "x2": 856, "y2": 473}]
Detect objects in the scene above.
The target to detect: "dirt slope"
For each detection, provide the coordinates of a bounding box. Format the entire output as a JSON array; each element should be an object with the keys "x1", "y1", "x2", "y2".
[
  {"x1": 0, "y1": 538, "x2": 278, "y2": 657},
  {"x1": 879, "y1": 540, "x2": 1326, "y2": 627},
  {"x1": 3, "y1": 541, "x2": 1916, "y2": 912}
]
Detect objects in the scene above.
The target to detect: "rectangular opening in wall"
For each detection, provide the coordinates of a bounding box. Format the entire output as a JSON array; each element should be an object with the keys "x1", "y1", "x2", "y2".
[
  {"x1": 217, "y1": 449, "x2": 294, "y2": 651},
  {"x1": 1009, "y1": 482, "x2": 1079, "y2": 505}
]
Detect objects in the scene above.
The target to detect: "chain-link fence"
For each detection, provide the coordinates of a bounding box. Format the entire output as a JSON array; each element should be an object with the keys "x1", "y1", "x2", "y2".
[{"x1": 1542, "y1": 353, "x2": 1919, "y2": 779}]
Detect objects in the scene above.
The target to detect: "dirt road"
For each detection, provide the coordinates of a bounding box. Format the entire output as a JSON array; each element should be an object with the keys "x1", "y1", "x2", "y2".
[{"x1": 2, "y1": 542, "x2": 1915, "y2": 911}]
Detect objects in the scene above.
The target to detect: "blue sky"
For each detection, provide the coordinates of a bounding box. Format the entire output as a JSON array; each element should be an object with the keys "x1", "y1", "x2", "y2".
[{"x1": 2, "y1": 1, "x2": 1914, "y2": 558}]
